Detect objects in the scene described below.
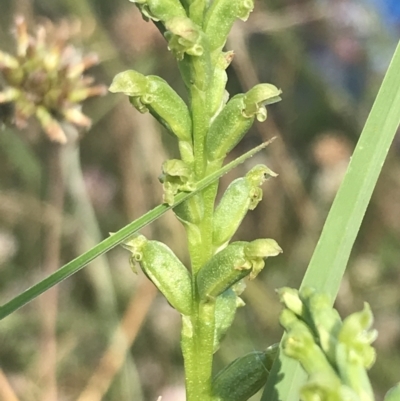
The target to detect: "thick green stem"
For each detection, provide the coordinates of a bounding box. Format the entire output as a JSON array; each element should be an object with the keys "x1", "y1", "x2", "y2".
[
  {"x1": 183, "y1": 180, "x2": 218, "y2": 401},
  {"x1": 182, "y1": 302, "x2": 216, "y2": 401},
  {"x1": 191, "y1": 85, "x2": 209, "y2": 179}
]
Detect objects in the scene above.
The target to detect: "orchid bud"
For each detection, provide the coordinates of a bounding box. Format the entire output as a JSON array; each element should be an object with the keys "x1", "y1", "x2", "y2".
[
  {"x1": 164, "y1": 17, "x2": 212, "y2": 91},
  {"x1": 338, "y1": 303, "x2": 377, "y2": 368},
  {"x1": 206, "y1": 84, "x2": 282, "y2": 162},
  {"x1": 129, "y1": 0, "x2": 187, "y2": 22},
  {"x1": 300, "y1": 288, "x2": 342, "y2": 366},
  {"x1": 159, "y1": 159, "x2": 196, "y2": 205},
  {"x1": 164, "y1": 17, "x2": 205, "y2": 60},
  {"x1": 280, "y1": 309, "x2": 341, "y2": 381},
  {"x1": 109, "y1": 70, "x2": 192, "y2": 143},
  {"x1": 336, "y1": 342, "x2": 375, "y2": 401},
  {"x1": 213, "y1": 289, "x2": 244, "y2": 352},
  {"x1": 277, "y1": 287, "x2": 304, "y2": 317},
  {"x1": 213, "y1": 164, "x2": 277, "y2": 250},
  {"x1": 209, "y1": 51, "x2": 234, "y2": 120},
  {"x1": 197, "y1": 239, "x2": 282, "y2": 301},
  {"x1": 122, "y1": 235, "x2": 193, "y2": 316},
  {"x1": 204, "y1": 0, "x2": 254, "y2": 52}
]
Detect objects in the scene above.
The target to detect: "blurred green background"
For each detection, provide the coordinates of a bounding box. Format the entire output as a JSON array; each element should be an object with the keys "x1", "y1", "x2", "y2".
[{"x1": 0, "y1": 0, "x2": 399, "y2": 400}]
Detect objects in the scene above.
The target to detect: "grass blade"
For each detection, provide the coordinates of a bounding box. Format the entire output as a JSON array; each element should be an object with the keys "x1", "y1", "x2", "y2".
[
  {"x1": 262, "y1": 41, "x2": 400, "y2": 401},
  {"x1": 0, "y1": 140, "x2": 273, "y2": 320}
]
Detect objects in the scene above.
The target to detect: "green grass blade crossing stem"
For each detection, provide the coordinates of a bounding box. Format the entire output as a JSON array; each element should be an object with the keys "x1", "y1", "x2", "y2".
[
  {"x1": 0, "y1": 141, "x2": 273, "y2": 320},
  {"x1": 262, "y1": 41, "x2": 400, "y2": 401}
]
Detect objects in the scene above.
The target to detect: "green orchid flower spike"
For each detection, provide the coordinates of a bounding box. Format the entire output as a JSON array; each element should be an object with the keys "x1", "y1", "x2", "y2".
[{"x1": 111, "y1": 1, "x2": 283, "y2": 399}]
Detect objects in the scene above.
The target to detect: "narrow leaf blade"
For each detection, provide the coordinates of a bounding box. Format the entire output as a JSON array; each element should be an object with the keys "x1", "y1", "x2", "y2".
[{"x1": 0, "y1": 140, "x2": 273, "y2": 320}]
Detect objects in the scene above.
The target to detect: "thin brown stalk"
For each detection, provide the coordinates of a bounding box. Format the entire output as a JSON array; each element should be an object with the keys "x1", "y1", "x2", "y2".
[
  {"x1": 76, "y1": 276, "x2": 157, "y2": 401},
  {"x1": 0, "y1": 369, "x2": 21, "y2": 401},
  {"x1": 228, "y1": 25, "x2": 317, "y2": 228},
  {"x1": 37, "y1": 142, "x2": 65, "y2": 401}
]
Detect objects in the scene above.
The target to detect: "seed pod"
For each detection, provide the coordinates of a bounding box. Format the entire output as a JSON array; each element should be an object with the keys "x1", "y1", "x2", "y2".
[
  {"x1": 129, "y1": 0, "x2": 187, "y2": 22},
  {"x1": 122, "y1": 235, "x2": 193, "y2": 315},
  {"x1": 109, "y1": 70, "x2": 192, "y2": 142},
  {"x1": 211, "y1": 347, "x2": 277, "y2": 401},
  {"x1": 213, "y1": 289, "x2": 244, "y2": 352},
  {"x1": 206, "y1": 84, "x2": 281, "y2": 162},
  {"x1": 213, "y1": 164, "x2": 277, "y2": 249},
  {"x1": 204, "y1": 0, "x2": 254, "y2": 52},
  {"x1": 197, "y1": 239, "x2": 282, "y2": 301}
]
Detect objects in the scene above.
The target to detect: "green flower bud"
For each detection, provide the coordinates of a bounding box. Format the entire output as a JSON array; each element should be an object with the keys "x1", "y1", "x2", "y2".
[
  {"x1": 197, "y1": 239, "x2": 282, "y2": 301},
  {"x1": 206, "y1": 94, "x2": 251, "y2": 163},
  {"x1": 384, "y1": 384, "x2": 400, "y2": 401},
  {"x1": 280, "y1": 310, "x2": 340, "y2": 380},
  {"x1": 213, "y1": 164, "x2": 277, "y2": 250},
  {"x1": 206, "y1": 84, "x2": 281, "y2": 162},
  {"x1": 209, "y1": 51, "x2": 234, "y2": 120},
  {"x1": 211, "y1": 348, "x2": 275, "y2": 401},
  {"x1": 336, "y1": 342, "x2": 375, "y2": 401},
  {"x1": 0, "y1": 50, "x2": 19, "y2": 69},
  {"x1": 109, "y1": 70, "x2": 192, "y2": 143},
  {"x1": 0, "y1": 87, "x2": 20, "y2": 103},
  {"x1": 213, "y1": 289, "x2": 244, "y2": 352},
  {"x1": 204, "y1": 0, "x2": 254, "y2": 52},
  {"x1": 164, "y1": 17, "x2": 204, "y2": 60},
  {"x1": 300, "y1": 289, "x2": 342, "y2": 366},
  {"x1": 174, "y1": 194, "x2": 204, "y2": 225},
  {"x1": 165, "y1": 17, "x2": 212, "y2": 91},
  {"x1": 243, "y1": 84, "x2": 282, "y2": 121},
  {"x1": 338, "y1": 303, "x2": 377, "y2": 368},
  {"x1": 159, "y1": 159, "x2": 196, "y2": 205},
  {"x1": 122, "y1": 235, "x2": 193, "y2": 315},
  {"x1": 277, "y1": 287, "x2": 304, "y2": 317},
  {"x1": 187, "y1": 0, "x2": 207, "y2": 25},
  {"x1": 129, "y1": 0, "x2": 187, "y2": 22},
  {"x1": 300, "y1": 374, "x2": 358, "y2": 401}
]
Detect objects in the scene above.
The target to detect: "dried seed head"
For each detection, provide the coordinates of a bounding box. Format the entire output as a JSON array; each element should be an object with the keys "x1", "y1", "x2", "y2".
[{"x1": 0, "y1": 16, "x2": 107, "y2": 143}]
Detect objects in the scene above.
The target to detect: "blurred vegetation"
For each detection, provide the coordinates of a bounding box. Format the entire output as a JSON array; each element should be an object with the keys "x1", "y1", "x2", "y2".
[{"x1": 0, "y1": 0, "x2": 399, "y2": 400}]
